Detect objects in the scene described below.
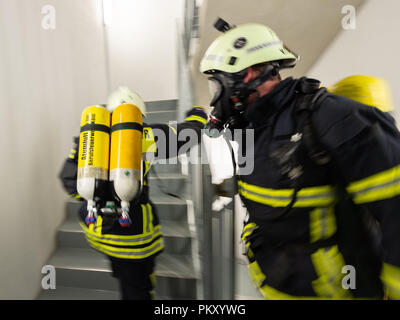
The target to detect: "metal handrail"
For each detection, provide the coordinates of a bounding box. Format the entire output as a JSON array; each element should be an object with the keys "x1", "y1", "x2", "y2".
[{"x1": 176, "y1": 0, "x2": 236, "y2": 300}]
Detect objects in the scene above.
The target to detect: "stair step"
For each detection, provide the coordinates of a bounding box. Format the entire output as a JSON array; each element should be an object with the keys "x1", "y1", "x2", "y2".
[
  {"x1": 148, "y1": 173, "x2": 188, "y2": 198},
  {"x1": 48, "y1": 247, "x2": 197, "y2": 298},
  {"x1": 145, "y1": 99, "x2": 177, "y2": 112},
  {"x1": 38, "y1": 286, "x2": 120, "y2": 300},
  {"x1": 49, "y1": 247, "x2": 197, "y2": 280},
  {"x1": 144, "y1": 110, "x2": 177, "y2": 123},
  {"x1": 37, "y1": 286, "x2": 190, "y2": 300},
  {"x1": 149, "y1": 161, "x2": 182, "y2": 174}
]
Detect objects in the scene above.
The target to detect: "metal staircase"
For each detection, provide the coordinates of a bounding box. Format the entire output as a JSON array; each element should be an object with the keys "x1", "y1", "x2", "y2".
[{"x1": 38, "y1": 99, "x2": 199, "y2": 300}]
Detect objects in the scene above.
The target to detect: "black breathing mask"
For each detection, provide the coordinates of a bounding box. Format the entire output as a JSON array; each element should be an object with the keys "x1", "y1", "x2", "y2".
[{"x1": 204, "y1": 63, "x2": 280, "y2": 138}]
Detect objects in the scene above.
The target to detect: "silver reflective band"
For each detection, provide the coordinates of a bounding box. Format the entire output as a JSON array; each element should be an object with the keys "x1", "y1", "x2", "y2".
[
  {"x1": 205, "y1": 54, "x2": 224, "y2": 62},
  {"x1": 246, "y1": 40, "x2": 282, "y2": 53},
  {"x1": 145, "y1": 204, "x2": 151, "y2": 233},
  {"x1": 349, "y1": 176, "x2": 400, "y2": 199}
]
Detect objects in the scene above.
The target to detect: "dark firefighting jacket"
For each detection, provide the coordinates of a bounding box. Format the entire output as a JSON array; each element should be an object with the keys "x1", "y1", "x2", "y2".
[
  {"x1": 59, "y1": 107, "x2": 207, "y2": 261},
  {"x1": 238, "y1": 77, "x2": 400, "y2": 299}
]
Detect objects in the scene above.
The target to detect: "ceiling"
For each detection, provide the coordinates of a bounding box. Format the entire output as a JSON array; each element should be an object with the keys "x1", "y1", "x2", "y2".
[{"x1": 191, "y1": 0, "x2": 365, "y2": 105}]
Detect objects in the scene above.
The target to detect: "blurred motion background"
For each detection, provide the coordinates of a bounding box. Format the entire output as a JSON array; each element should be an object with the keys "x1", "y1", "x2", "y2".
[{"x1": 0, "y1": 0, "x2": 398, "y2": 299}]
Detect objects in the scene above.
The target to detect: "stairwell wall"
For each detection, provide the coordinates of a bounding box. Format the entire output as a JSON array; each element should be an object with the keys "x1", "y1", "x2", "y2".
[{"x1": 0, "y1": 0, "x2": 108, "y2": 299}]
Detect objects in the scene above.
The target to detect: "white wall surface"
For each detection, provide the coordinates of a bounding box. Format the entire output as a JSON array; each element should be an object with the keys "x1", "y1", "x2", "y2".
[
  {"x1": 307, "y1": 0, "x2": 400, "y2": 121},
  {"x1": 0, "y1": 0, "x2": 185, "y2": 299},
  {"x1": 105, "y1": 0, "x2": 184, "y2": 101},
  {"x1": 0, "y1": 0, "x2": 108, "y2": 299}
]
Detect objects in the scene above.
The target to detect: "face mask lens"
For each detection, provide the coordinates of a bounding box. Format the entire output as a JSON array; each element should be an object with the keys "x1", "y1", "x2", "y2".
[{"x1": 208, "y1": 77, "x2": 223, "y2": 106}]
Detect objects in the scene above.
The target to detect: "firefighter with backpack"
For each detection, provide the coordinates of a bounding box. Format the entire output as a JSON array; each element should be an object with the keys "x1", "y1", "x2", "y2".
[
  {"x1": 200, "y1": 18, "x2": 400, "y2": 299},
  {"x1": 59, "y1": 88, "x2": 207, "y2": 300}
]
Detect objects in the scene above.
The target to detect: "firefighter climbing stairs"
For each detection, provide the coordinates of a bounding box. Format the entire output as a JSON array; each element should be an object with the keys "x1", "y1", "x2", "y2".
[{"x1": 38, "y1": 99, "x2": 198, "y2": 300}]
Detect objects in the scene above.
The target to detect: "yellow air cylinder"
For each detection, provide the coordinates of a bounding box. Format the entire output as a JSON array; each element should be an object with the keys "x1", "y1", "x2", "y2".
[
  {"x1": 77, "y1": 105, "x2": 111, "y2": 225},
  {"x1": 110, "y1": 103, "x2": 143, "y2": 226}
]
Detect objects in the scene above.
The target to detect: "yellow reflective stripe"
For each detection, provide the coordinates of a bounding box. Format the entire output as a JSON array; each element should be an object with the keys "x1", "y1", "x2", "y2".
[
  {"x1": 238, "y1": 180, "x2": 293, "y2": 197},
  {"x1": 144, "y1": 160, "x2": 151, "y2": 176},
  {"x1": 242, "y1": 222, "x2": 258, "y2": 234},
  {"x1": 96, "y1": 215, "x2": 103, "y2": 234},
  {"x1": 351, "y1": 183, "x2": 400, "y2": 204},
  {"x1": 347, "y1": 165, "x2": 400, "y2": 204},
  {"x1": 238, "y1": 181, "x2": 335, "y2": 207},
  {"x1": 69, "y1": 193, "x2": 82, "y2": 199},
  {"x1": 167, "y1": 124, "x2": 177, "y2": 135},
  {"x1": 147, "y1": 203, "x2": 154, "y2": 233},
  {"x1": 348, "y1": 165, "x2": 400, "y2": 193},
  {"x1": 311, "y1": 245, "x2": 353, "y2": 299},
  {"x1": 185, "y1": 115, "x2": 207, "y2": 125},
  {"x1": 238, "y1": 180, "x2": 334, "y2": 197},
  {"x1": 142, "y1": 127, "x2": 157, "y2": 153},
  {"x1": 68, "y1": 154, "x2": 75, "y2": 159},
  {"x1": 241, "y1": 222, "x2": 258, "y2": 241},
  {"x1": 247, "y1": 254, "x2": 352, "y2": 300},
  {"x1": 87, "y1": 237, "x2": 164, "y2": 259},
  {"x1": 309, "y1": 206, "x2": 337, "y2": 243},
  {"x1": 248, "y1": 260, "x2": 266, "y2": 289},
  {"x1": 381, "y1": 263, "x2": 400, "y2": 300},
  {"x1": 70, "y1": 149, "x2": 77, "y2": 154},
  {"x1": 79, "y1": 222, "x2": 161, "y2": 240},
  {"x1": 150, "y1": 273, "x2": 156, "y2": 288},
  {"x1": 85, "y1": 230, "x2": 162, "y2": 247}
]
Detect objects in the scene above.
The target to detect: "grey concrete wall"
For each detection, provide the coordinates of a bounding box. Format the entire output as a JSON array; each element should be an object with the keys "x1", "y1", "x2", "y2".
[
  {"x1": 105, "y1": 0, "x2": 184, "y2": 102},
  {"x1": 0, "y1": 0, "x2": 108, "y2": 298},
  {"x1": 307, "y1": 0, "x2": 400, "y2": 121}
]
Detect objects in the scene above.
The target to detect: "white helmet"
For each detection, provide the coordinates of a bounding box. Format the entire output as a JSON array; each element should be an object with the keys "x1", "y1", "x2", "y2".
[
  {"x1": 200, "y1": 21, "x2": 298, "y2": 74},
  {"x1": 107, "y1": 87, "x2": 147, "y2": 116}
]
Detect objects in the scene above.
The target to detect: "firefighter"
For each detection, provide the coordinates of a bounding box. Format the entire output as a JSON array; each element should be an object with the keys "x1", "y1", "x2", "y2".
[
  {"x1": 200, "y1": 19, "x2": 400, "y2": 299},
  {"x1": 59, "y1": 87, "x2": 207, "y2": 300}
]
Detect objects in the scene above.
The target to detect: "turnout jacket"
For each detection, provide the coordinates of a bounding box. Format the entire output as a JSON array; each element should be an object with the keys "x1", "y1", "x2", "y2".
[
  {"x1": 59, "y1": 107, "x2": 207, "y2": 261},
  {"x1": 238, "y1": 77, "x2": 400, "y2": 299}
]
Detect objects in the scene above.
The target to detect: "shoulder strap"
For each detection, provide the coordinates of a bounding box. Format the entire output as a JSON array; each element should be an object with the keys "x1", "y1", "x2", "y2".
[{"x1": 295, "y1": 85, "x2": 331, "y2": 166}]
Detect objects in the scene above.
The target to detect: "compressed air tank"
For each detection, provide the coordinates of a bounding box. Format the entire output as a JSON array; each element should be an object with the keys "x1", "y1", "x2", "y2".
[
  {"x1": 77, "y1": 105, "x2": 111, "y2": 225},
  {"x1": 110, "y1": 103, "x2": 143, "y2": 227}
]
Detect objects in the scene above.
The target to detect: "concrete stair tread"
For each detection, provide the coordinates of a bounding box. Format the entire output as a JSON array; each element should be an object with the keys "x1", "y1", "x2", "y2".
[
  {"x1": 38, "y1": 286, "x2": 120, "y2": 300},
  {"x1": 49, "y1": 247, "x2": 197, "y2": 279},
  {"x1": 160, "y1": 220, "x2": 191, "y2": 238},
  {"x1": 49, "y1": 247, "x2": 110, "y2": 272},
  {"x1": 145, "y1": 99, "x2": 177, "y2": 112},
  {"x1": 60, "y1": 216, "x2": 190, "y2": 238},
  {"x1": 151, "y1": 196, "x2": 187, "y2": 206},
  {"x1": 148, "y1": 172, "x2": 187, "y2": 180}
]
